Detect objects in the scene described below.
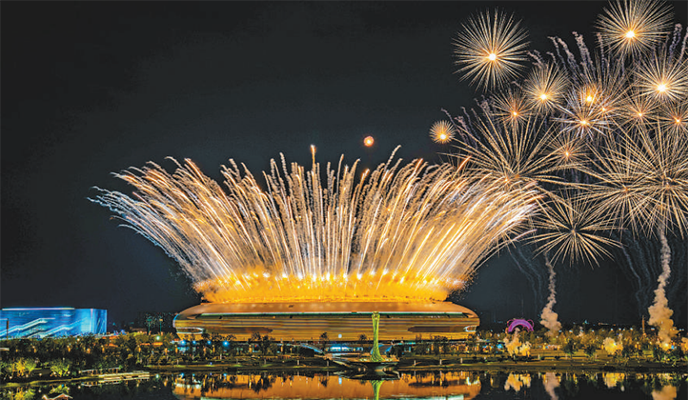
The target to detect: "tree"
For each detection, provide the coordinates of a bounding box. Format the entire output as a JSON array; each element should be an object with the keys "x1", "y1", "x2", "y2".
[
  {"x1": 50, "y1": 359, "x2": 72, "y2": 377},
  {"x1": 583, "y1": 343, "x2": 597, "y2": 360},
  {"x1": 11, "y1": 387, "x2": 35, "y2": 400},
  {"x1": 13, "y1": 358, "x2": 27, "y2": 377},
  {"x1": 563, "y1": 338, "x2": 577, "y2": 360},
  {"x1": 258, "y1": 335, "x2": 273, "y2": 357},
  {"x1": 223, "y1": 334, "x2": 237, "y2": 357},
  {"x1": 24, "y1": 358, "x2": 37, "y2": 377},
  {"x1": 319, "y1": 332, "x2": 329, "y2": 352},
  {"x1": 249, "y1": 332, "x2": 263, "y2": 354},
  {"x1": 0, "y1": 360, "x2": 10, "y2": 380}
]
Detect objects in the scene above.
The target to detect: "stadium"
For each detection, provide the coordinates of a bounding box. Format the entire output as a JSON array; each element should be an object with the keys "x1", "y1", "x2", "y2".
[{"x1": 173, "y1": 301, "x2": 479, "y2": 342}]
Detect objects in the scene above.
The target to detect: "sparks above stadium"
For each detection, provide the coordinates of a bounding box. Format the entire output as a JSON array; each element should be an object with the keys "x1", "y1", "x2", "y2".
[{"x1": 91, "y1": 146, "x2": 538, "y2": 307}]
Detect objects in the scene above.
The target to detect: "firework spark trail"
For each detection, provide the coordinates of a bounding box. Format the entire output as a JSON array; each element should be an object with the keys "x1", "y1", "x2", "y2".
[
  {"x1": 540, "y1": 256, "x2": 561, "y2": 336},
  {"x1": 509, "y1": 245, "x2": 546, "y2": 309},
  {"x1": 91, "y1": 150, "x2": 539, "y2": 303},
  {"x1": 648, "y1": 226, "x2": 679, "y2": 343},
  {"x1": 666, "y1": 239, "x2": 687, "y2": 320},
  {"x1": 614, "y1": 234, "x2": 651, "y2": 318}
]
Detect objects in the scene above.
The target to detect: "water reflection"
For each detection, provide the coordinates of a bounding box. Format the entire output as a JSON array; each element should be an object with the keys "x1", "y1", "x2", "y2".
[
  {"x1": 541, "y1": 372, "x2": 559, "y2": 400},
  {"x1": 496, "y1": 371, "x2": 684, "y2": 400},
  {"x1": 2, "y1": 370, "x2": 685, "y2": 399},
  {"x1": 172, "y1": 371, "x2": 481, "y2": 399},
  {"x1": 504, "y1": 373, "x2": 531, "y2": 392},
  {"x1": 653, "y1": 385, "x2": 677, "y2": 400}
]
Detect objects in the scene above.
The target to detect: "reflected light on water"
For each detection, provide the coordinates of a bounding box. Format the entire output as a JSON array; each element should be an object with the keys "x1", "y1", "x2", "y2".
[
  {"x1": 173, "y1": 372, "x2": 480, "y2": 399},
  {"x1": 8, "y1": 371, "x2": 686, "y2": 400}
]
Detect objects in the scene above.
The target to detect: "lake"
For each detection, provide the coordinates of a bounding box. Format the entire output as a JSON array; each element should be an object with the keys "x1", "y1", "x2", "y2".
[{"x1": 10, "y1": 370, "x2": 687, "y2": 400}]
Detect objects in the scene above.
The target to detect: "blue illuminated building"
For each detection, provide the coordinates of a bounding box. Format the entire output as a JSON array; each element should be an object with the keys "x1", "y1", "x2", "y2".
[{"x1": 0, "y1": 307, "x2": 107, "y2": 338}]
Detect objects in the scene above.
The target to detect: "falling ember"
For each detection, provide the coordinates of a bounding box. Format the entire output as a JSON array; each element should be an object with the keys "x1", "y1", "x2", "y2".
[
  {"x1": 91, "y1": 149, "x2": 538, "y2": 304},
  {"x1": 363, "y1": 136, "x2": 375, "y2": 147}
]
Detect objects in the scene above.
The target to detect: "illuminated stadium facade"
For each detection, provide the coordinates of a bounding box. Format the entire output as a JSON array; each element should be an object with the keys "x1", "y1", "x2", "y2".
[
  {"x1": 173, "y1": 301, "x2": 479, "y2": 341},
  {"x1": 0, "y1": 307, "x2": 107, "y2": 338}
]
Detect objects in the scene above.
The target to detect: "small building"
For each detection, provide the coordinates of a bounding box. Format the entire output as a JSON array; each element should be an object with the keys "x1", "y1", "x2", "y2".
[{"x1": 0, "y1": 307, "x2": 107, "y2": 338}]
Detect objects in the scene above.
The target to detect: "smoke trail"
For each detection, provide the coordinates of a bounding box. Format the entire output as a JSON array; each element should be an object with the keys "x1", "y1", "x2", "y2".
[
  {"x1": 540, "y1": 256, "x2": 561, "y2": 336},
  {"x1": 543, "y1": 372, "x2": 559, "y2": 400},
  {"x1": 648, "y1": 228, "x2": 678, "y2": 343}
]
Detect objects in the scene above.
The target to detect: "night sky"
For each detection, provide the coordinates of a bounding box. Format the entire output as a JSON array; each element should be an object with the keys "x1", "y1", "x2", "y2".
[{"x1": 3, "y1": 1, "x2": 687, "y2": 330}]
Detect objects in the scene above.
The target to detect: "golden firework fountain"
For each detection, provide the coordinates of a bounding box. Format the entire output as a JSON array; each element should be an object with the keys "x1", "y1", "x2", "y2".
[{"x1": 92, "y1": 147, "x2": 538, "y2": 343}]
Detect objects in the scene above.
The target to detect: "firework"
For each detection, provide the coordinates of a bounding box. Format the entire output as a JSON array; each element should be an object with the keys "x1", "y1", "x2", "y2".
[
  {"x1": 454, "y1": 113, "x2": 565, "y2": 191},
  {"x1": 92, "y1": 150, "x2": 539, "y2": 303},
  {"x1": 660, "y1": 102, "x2": 688, "y2": 133},
  {"x1": 443, "y1": 0, "x2": 687, "y2": 339},
  {"x1": 583, "y1": 122, "x2": 688, "y2": 236},
  {"x1": 596, "y1": 0, "x2": 674, "y2": 58},
  {"x1": 491, "y1": 88, "x2": 531, "y2": 126},
  {"x1": 530, "y1": 194, "x2": 618, "y2": 265},
  {"x1": 620, "y1": 87, "x2": 658, "y2": 126},
  {"x1": 453, "y1": 9, "x2": 529, "y2": 90},
  {"x1": 635, "y1": 49, "x2": 688, "y2": 103},
  {"x1": 448, "y1": 0, "x2": 687, "y2": 239},
  {"x1": 523, "y1": 62, "x2": 568, "y2": 114},
  {"x1": 429, "y1": 120, "x2": 456, "y2": 143}
]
